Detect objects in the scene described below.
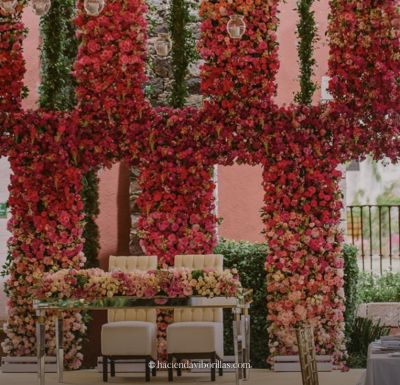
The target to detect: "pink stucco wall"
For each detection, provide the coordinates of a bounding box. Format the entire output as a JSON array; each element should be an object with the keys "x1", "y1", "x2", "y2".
[
  {"x1": 21, "y1": 8, "x2": 40, "y2": 110},
  {"x1": 19, "y1": 1, "x2": 331, "y2": 262}
]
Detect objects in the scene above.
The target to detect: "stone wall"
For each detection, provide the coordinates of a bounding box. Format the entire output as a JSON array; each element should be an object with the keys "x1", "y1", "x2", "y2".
[
  {"x1": 144, "y1": 0, "x2": 201, "y2": 107},
  {"x1": 129, "y1": 0, "x2": 202, "y2": 254}
]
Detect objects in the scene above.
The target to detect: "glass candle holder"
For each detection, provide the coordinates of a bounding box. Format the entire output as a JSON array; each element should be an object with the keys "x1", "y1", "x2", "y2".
[
  {"x1": 154, "y1": 33, "x2": 172, "y2": 57},
  {"x1": 84, "y1": 0, "x2": 105, "y2": 16},
  {"x1": 0, "y1": 0, "x2": 17, "y2": 14},
  {"x1": 227, "y1": 15, "x2": 246, "y2": 39},
  {"x1": 32, "y1": 0, "x2": 51, "y2": 16}
]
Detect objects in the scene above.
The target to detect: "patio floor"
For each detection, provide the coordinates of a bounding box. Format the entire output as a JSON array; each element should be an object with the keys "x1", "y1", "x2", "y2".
[{"x1": 0, "y1": 368, "x2": 365, "y2": 385}]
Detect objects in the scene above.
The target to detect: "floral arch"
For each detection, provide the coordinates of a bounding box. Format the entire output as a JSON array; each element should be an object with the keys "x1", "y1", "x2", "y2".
[{"x1": 0, "y1": 0, "x2": 398, "y2": 369}]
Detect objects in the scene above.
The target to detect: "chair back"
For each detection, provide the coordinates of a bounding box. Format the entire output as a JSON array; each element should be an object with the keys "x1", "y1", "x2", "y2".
[
  {"x1": 174, "y1": 254, "x2": 223, "y2": 272},
  {"x1": 173, "y1": 254, "x2": 223, "y2": 323},
  {"x1": 109, "y1": 255, "x2": 157, "y2": 272},
  {"x1": 296, "y1": 325, "x2": 319, "y2": 385},
  {"x1": 108, "y1": 255, "x2": 158, "y2": 323}
]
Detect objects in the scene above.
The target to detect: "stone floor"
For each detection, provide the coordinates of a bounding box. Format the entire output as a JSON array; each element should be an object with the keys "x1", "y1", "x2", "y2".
[{"x1": 0, "y1": 368, "x2": 365, "y2": 385}]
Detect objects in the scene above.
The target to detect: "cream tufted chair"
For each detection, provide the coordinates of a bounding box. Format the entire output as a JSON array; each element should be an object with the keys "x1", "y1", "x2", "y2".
[
  {"x1": 101, "y1": 255, "x2": 158, "y2": 382},
  {"x1": 167, "y1": 254, "x2": 224, "y2": 382}
]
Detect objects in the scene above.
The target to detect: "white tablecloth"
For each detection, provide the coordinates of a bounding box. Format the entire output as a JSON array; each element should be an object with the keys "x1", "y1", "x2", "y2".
[{"x1": 360, "y1": 342, "x2": 400, "y2": 385}]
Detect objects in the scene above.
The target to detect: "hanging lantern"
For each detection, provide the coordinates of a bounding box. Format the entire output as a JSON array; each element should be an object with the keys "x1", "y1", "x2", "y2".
[
  {"x1": 84, "y1": 0, "x2": 105, "y2": 16},
  {"x1": 227, "y1": 15, "x2": 246, "y2": 39},
  {"x1": 154, "y1": 33, "x2": 172, "y2": 58},
  {"x1": 0, "y1": 0, "x2": 17, "y2": 14},
  {"x1": 31, "y1": 0, "x2": 51, "y2": 16}
]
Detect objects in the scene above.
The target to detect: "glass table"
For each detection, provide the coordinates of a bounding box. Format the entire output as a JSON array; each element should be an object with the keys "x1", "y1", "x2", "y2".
[{"x1": 33, "y1": 292, "x2": 252, "y2": 385}]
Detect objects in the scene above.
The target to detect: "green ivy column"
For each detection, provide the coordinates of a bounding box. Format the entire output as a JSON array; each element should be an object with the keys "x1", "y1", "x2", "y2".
[
  {"x1": 169, "y1": 0, "x2": 198, "y2": 108},
  {"x1": 294, "y1": 0, "x2": 317, "y2": 105}
]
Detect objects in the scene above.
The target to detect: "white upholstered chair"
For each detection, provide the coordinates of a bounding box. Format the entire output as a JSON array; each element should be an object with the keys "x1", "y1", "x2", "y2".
[
  {"x1": 101, "y1": 255, "x2": 158, "y2": 382},
  {"x1": 167, "y1": 254, "x2": 224, "y2": 382}
]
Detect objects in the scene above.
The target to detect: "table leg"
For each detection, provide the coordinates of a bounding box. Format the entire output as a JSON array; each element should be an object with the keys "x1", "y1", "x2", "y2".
[
  {"x1": 55, "y1": 316, "x2": 64, "y2": 383},
  {"x1": 36, "y1": 314, "x2": 46, "y2": 385},
  {"x1": 233, "y1": 307, "x2": 243, "y2": 385},
  {"x1": 241, "y1": 311, "x2": 251, "y2": 381}
]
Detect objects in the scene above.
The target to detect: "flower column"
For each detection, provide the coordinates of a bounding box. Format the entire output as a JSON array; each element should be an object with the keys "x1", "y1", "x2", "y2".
[
  {"x1": 2, "y1": 112, "x2": 87, "y2": 369},
  {"x1": 263, "y1": 107, "x2": 346, "y2": 366}
]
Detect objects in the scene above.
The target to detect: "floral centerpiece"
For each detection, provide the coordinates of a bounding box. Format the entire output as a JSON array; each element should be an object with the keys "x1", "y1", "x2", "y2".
[{"x1": 31, "y1": 267, "x2": 242, "y2": 301}]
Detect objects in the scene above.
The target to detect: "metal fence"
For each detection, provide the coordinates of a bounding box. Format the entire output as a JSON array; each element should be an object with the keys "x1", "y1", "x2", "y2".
[{"x1": 347, "y1": 205, "x2": 400, "y2": 274}]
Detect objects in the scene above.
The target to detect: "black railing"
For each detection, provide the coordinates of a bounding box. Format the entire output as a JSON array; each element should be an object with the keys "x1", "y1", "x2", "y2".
[{"x1": 347, "y1": 205, "x2": 400, "y2": 274}]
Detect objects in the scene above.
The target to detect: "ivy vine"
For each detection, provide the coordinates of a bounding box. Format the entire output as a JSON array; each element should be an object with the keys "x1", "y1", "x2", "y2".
[
  {"x1": 168, "y1": 0, "x2": 199, "y2": 108},
  {"x1": 39, "y1": 0, "x2": 77, "y2": 110},
  {"x1": 294, "y1": 0, "x2": 318, "y2": 105}
]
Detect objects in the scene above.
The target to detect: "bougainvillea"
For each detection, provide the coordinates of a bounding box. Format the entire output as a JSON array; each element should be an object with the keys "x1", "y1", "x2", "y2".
[{"x1": 0, "y1": 0, "x2": 398, "y2": 370}]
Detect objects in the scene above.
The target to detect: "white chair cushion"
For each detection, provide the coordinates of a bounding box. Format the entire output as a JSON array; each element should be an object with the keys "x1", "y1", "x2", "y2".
[
  {"x1": 101, "y1": 321, "x2": 157, "y2": 358},
  {"x1": 167, "y1": 322, "x2": 224, "y2": 358},
  {"x1": 174, "y1": 254, "x2": 223, "y2": 272}
]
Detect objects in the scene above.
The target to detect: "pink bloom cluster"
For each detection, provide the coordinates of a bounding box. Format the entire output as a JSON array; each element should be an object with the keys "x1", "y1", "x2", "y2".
[{"x1": 32, "y1": 267, "x2": 241, "y2": 300}]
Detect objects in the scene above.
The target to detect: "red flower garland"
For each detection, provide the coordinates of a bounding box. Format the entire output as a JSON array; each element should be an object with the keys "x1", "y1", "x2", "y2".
[
  {"x1": 1, "y1": 111, "x2": 86, "y2": 368},
  {"x1": 327, "y1": 0, "x2": 400, "y2": 161},
  {"x1": 137, "y1": 108, "x2": 217, "y2": 266},
  {"x1": 74, "y1": 0, "x2": 150, "y2": 167},
  {"x1": 0, "y1": 10, "x2": 25, "y2": 156},
  {"x1": 199, "y1": 0, "x2": 280, "y2": 164},
  {"x1": 263, "y1": 106, "x2": 346, "y2": 365}
]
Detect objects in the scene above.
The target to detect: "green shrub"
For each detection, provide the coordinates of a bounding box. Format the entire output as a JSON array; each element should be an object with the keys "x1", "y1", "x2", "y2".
[
  {"x1": 343, "y1": 244, "x2": 359, "y2": 340},
  {"x1": 214, "y1": 238, "x2": 269, "y2": 368},
  {"x1": 357, "y1": 272, "x2": 400, "y2": 303},
  {"x1": 347, "y1": 317, "x2": 390, "y2": 368}
]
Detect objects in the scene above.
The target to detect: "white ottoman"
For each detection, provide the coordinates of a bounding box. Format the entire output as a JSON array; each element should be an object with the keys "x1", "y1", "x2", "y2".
[
  {"x1": 101, "y1": 321, "x2": 157, "y2": 382},
  {"x1": 167, "y1": 322, "x2": 223, "y2": 357},
  {"x1": 167, "y1": 322, "x2": 224, "y2": 382}
]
